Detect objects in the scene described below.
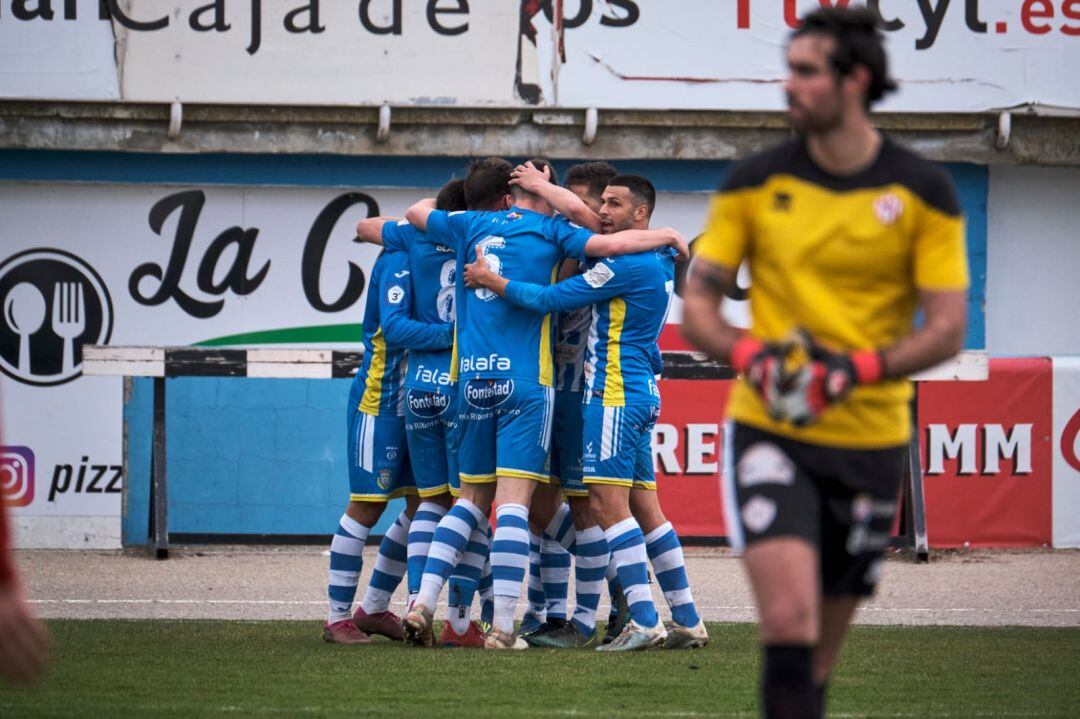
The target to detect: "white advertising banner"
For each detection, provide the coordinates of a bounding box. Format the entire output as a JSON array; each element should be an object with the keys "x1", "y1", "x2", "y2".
[
  {"x1": 0, "y1": 181, "x2": 721, "y2": 547},
  {"x1": 1, "y1": 1, "x2": 1078, "y2": 112},
  {"x1": 1052, "y1": 357, "x2": 1080, "y2": 548}
]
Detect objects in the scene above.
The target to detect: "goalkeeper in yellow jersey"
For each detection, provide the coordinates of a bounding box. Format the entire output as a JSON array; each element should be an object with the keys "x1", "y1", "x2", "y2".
[{"x1": 682, "y1": 7, "x2": 969, "y2": 719}]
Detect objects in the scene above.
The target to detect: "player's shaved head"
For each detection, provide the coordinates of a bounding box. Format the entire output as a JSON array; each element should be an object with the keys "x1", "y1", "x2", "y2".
[
  {"x1": 465, "y1": 157, "x2": 513, "y2": 211},
  {"x1": 608, "y1": 174, "x2": 656, "y2": 217},
  {"x1": 436, "y1": 178, "x2": 467, "y2": 212}
]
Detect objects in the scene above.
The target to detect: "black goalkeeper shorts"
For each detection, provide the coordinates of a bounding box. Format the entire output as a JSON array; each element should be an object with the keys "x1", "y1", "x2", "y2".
[{"x1": 725, "y1": 422, "x2": 907, "y2": 597}]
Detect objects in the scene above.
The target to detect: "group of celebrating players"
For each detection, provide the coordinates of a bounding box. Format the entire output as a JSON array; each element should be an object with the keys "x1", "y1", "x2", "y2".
[
  {"x1": 324, "y1": 156, "x2": 707, "y2": 651},
  {"x1": 321, "y1": 6, "x2": 972, "y2": 717}
]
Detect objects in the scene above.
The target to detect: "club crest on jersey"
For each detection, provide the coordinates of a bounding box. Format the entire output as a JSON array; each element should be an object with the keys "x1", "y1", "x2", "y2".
[
  {"x1": 407, "y1": 389, "x2": 451, "y2": 418},
  {"x1": 873, "y1": 193, "x2": 904, "y2": 225},
  {"x1": 464, "y1": 379, "x2": 515, "y2": 410},
  {"x1": 506, "y1": 212, "x2": 523, "y2": 220},
  {"x1": 377, "y1": 469, "x2": 393, "y2": 490}
]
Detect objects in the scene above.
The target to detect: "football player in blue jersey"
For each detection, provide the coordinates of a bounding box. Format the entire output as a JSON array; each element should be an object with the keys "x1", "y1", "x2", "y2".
[
  {"x1": 356, "y1": 179, "x2": 494, "y2": 648},
  {"x1": 356, "y1": 160, "x2": 519, "y2": 647},
  {"x1": 322, "y1": 233, "x2": 456, "y2": 644},
  {"x1": 524, "y1": 161, "x2": 634, "y2": 648},
  {"x1": 401, "y1": 159, "x2": 690, "y2": 649},
  {"x1": 464, "y1": 171, "x2": 708, "y2": 651}
]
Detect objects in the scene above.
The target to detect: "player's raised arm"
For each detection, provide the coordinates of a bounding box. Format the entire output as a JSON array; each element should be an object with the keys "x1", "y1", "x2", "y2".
[
  {"x1": 378, "y1": 252, "x2": 454, "y2": 351},
  {"x1": 511, "y1": 162, "x2": 602, "y2": 232},
  {"x1": 354, "y1": 217, "x2": 401, "y2": 246},
  {"x1": 585, "y1": 227, "x2": 690, "y2": 261},
  {"x1": 404, "y1": 198, "x2": 438, "y2": 232}
]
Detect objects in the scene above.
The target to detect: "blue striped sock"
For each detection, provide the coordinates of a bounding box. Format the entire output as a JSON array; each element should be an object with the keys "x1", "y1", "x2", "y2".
[
  {"x1": 570, "y1": 525, "x2": 608, "y2": 635},
  {"x1": 416, "y1": 499, "x2": 485, "y2": 610},
  {"x1": 327, "y1": 513, "x2": 370, "y2": 622},
  {"x1": 544, "y1": 502, "x2": 576, "y2": 551},
  {"x1": 540, "y1": 537, "x2": 571, "y2": 621},
  {"x1": 447, "y1": 523, "x2": 491, "y2": 632},
  {"x1": 360, "y1": 510, "x2": 410, "y2": 615},
  {"x1": 605, "y1": 517, "x2": 659, "y2": 629},
  {"x1": 406, "y1": 502, "x2": 447, "y2": 600},
  {"x1": 524, "y1": 529, "x2": 547, "y2": 628},
  {"x1": 646, "y1": 522, "x2": 701, "y2": 628},
  {"x1": 491, "y1": 503, "x2": 531, "y2": 635},
  {"x1": 479, "y1": 547, "x2": 494, "y2": 626}
]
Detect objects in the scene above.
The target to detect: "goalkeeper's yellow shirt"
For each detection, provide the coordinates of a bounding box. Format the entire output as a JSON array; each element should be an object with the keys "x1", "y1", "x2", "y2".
[{"x1": 696, "y1": 136, "x2": 969, "y2": 449}]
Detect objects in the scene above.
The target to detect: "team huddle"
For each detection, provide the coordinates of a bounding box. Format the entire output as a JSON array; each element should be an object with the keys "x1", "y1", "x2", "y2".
[{"x1": 324, "y1": 157, "x2": 708, "y2": 651}]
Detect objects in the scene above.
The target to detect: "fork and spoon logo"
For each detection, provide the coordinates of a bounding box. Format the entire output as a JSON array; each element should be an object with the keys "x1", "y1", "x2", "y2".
[{"x1": 0, "y1": 249, "x2": 113, "y2": 386}]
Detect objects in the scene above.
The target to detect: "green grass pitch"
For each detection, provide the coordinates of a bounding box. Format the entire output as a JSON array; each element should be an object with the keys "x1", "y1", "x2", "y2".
[{"x1": 1, "y1": 621, "x2": 1078, "y2": 718}]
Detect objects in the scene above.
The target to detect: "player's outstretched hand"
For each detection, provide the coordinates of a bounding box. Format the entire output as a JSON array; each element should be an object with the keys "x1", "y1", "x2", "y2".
[
  {"x1": 463, "y1": 246, "x2": 494, "y2": 289},
  {"x1": 0, "y1": 583, "x2": 49, "y2": 685},
  {"x1": 658, "y1": 228, "x2": 691, "y2": 262},
  {"x1": 509, "y1": 161, "x2": 550, "y2": 193}
]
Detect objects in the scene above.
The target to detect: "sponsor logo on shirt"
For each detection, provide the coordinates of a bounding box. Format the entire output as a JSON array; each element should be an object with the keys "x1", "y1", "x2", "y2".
[
  {"x1": 412, "y1": 364, "x2": 453, "y2": 386},
  {"x1": 407, "y1": 389, "x2": 451, "y2": 419},
  {"x1": 460, "y1": 353, "x2": 512, "y2": 374},
  {"x1": 464, "y1": 379, "x2": 515, "y2": 410},
  {"x1": 583, "y1": 263, "x2": 615, "y2": 288}
]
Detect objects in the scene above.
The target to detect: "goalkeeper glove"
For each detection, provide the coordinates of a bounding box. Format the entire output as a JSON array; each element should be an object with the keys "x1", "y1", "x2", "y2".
[
  {"x1": 775, "y1": 330, "x2": 886, "y2": 426},
  {"x1": 730, "y1": 336, "x2": 795, "y2": 422}
]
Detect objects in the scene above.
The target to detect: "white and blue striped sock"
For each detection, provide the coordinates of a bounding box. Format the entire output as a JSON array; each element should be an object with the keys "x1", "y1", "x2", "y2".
[
  {"x1": 570, "y1": 525, "x2": 608, "y2": 636},
  {"x1": 524, "y1": 529, "x2": 547, "y2": 628},
  {"x1": 446, "y1": 522, "x2": 491, "y2": 634},
  {"x1": 540, "y1": 537, "x2": 571, "y2": 621},
  {"x1": 416, "y1": 499, "x2": 485, "y2": 611},
  {"x1": 545, "y1": 502, "x2": 576, "y2": 551},
  {"x1": 605, "y1": 517, "x2": 659, "y2": 629},
  {"x1": 327, "y1": 513, "x2": 370, "y2": 622},
  {"x1": 360, "y1": 510, "x2": 411, "y2": 615},
  {"x1": 406, "y1": 502, "x2": 448, "y2": 605},
  {"x1": 645, "y1": 521, "x2": 701, "y2": 628},
  {"x1": 491, "y1": 503, "x2": 531, "y2": 635}
]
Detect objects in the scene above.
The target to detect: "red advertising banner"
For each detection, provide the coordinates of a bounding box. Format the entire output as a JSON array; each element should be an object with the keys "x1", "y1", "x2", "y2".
[
  {"x1": 653, "y1": 379, "x2": 732, "y2": 538},
  {"x1": 918, "y1": 358, "x2": 1053, "y2": 548}
]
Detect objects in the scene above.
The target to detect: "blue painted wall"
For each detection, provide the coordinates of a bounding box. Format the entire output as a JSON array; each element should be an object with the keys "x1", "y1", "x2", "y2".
[{"x1": 8, "y1": 150, "x2": 985, "y2": 542}]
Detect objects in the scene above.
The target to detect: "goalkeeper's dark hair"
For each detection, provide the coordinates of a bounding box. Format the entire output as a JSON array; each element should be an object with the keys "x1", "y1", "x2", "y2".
[
  {"x1": 564, "y1": 161, "x2": 618, "y2": 201},
  {"x1": 464, "y1": 157, "x2": 513, "y2": 210},
  {"x1": 608, "y1": 174, "x2": 656, "y2": 217},
  {"x1": 792, "y1": 7, "x2": 897, "y2": 108},
  {"x1": 436, "y1": 178, "x2": 467, "y2": 212}
]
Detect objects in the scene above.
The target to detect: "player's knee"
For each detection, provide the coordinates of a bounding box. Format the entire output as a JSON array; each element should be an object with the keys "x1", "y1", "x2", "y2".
[
  {"x1": 758, "y1": 596, "x2": 817, "y2": 643},
  {"x1": 346, "y1": 500, "x2": 384, "y2": 529},
  {"x1": 568, "y1": 497, "x2": 593, "y2": 529},
  {"x1": 588, "y1": 489, "x2": 627, "y2": 528},
  {"x1": 629, "y1": 490, "x2": 667, "y2": 534}
]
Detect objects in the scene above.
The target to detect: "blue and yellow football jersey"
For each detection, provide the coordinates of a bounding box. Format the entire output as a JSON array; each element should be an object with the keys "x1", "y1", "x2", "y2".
[
  {"x1": 554, "y1": 305, "x2": 591, "y2": 392},
  {"x1": 501, "y1": 247, "x2": 676, "y2": 407},
  {"x1": 351, "y1": 250, "x2": 455, "y2": 416},
  {"x1": 426, "y1": 207, "x2": 593, "y2": 386},
  {"x1": 382, "y1": 220, "x2": 457, "y2": 391}
]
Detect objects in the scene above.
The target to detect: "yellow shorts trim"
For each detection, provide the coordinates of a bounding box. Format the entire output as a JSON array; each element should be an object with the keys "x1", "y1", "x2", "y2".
[
  {"x1": 583, "y1": 476, "x2": 634, "y2": 488},
  {"x1": 497, "y1": 467, "x2": 553, "y2": 483},
  {"x1": 632, "y1": 481, "x2": 657, "y2": 492},
  {"x1": 563, "y1": 488, "x2": 590, "y2": 498},
  {"x1": 460, "y1": 472, "x2": 497, "y2": 485},
  {"x1": 349, "y1": 487, "x2": 418, "y2": 503},
  {"x1": 417, "y1": 484, "x2": 451, "y2": 498},
  {"x1": 449, "y1": 487, "x2": 462, "y2": 499}
]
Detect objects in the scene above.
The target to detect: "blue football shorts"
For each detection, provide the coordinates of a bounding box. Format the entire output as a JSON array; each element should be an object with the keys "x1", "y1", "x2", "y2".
[
  {"x1": 550, "y1": 389, "x2": 587, "y2": 497},
  {"x1": 347, "y1": 407, "x2": 416, "y2": 502},
  {"x1": 457, "y1": 378, "x2": 554, "y2": 485},
  {"x1": 404, "y1": 386, "x2": 460, "y2": 498},
  {"x1": 581, "y1": 402, "x2": 660, "y2": 491}
]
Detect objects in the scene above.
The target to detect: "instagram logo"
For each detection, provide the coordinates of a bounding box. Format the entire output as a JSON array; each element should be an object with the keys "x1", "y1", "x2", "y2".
[{"x1": 0, "y1": 446, "x2": 34, "y2": 507}]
